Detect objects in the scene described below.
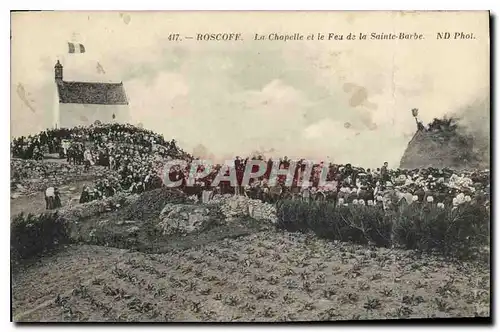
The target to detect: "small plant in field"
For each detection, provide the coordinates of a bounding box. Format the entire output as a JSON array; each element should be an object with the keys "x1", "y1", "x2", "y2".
[
  {"x1": 410, "y1": 262, "x2": 421, "y2": 271},
  {"x1": 213, "y1": 293, "x2": 222, "y2": 301},
  {"x1": 315, "y1": 273, "x2": 326, "y2": 284},
  {"x1": 363, "y1": 298, "x2": 382, "y2": 310},
  {"x1": 62, "y1": 305, "x2": 84, "y2": 322},
  {"x1": 395, "y1": 305, "x2": 413, "y2": 318},
  {"x1": 402, "y1": 294, "x2": 424, "y2": 306},
  {"x1": 345, "y1": 264, "x2": 362, "y2": 279},
  {"x1": 267, "y1": 275, "x2": 280, "y2": 285},
  {"x1": 340, "y1": 292, "x2": 359, "y2": 304},
  {"x1": 282, "y1": 293, "x2": 296, "y2": 304},
  {"x1": 181, "y1": 265, "x2": 193, "y2": 274},
  {"x1": 199, "y1": 287, "x2": 211, "y2": 296},
  {"x1": 201, "y1": 310, "x2": 217, "y2": 321},
  {"x1": 437, "y1": 277, "x2": 460, "y2": 298},
  {"x1": 247, "y1": 285, "x2": 258, "y2": 296},
  {"x1": 262, "y1": 306, "x2": 275, "y2": 318},
  {"x1": 256, "y1": 249, "x2": 268, "y2": 258},
  {"x1": 55, "y1": 294, "x2": 69, "y2": 306},
  {"x1": 91, "y1": 277, "x2": 104, "y2": 285},
  {"x1": 185, "y1": 280, "x2": 197, "y2": 292},
  {"x1": 278, "y1": 312, "x2": 296, "y2": 322},
  {"x1": 153, "y1": 287, "x2": 166, "y2": 298},
  {"x1": 88, "y1": 295, "x2": 113, "y2": 316},
  {"x1": 434, "y1": 298, "x2": 453, "y2": 312},
  {"x1": 256, "y1": 289, "x2": 277, "y2": 300},
  {"x1": 302, "y1": 280, "x2": 313, "y2": 293},
  {"x1": 168, "y1": 276, "x2": 182, "y2": 289},
  {"x1": 265, "y1": 265, "x2": 276, "y2": 273},
  {"x1": 149, "y1": 309, "x2": 161, "y2": 319},
  {"x1": 111, "y1": 266, "x2": 127, "y2": 279},
  {"x1": 72, "y1": 284, "x2": 90, "y2": 299},
  {"x1": 474, "y1": 305, "x2": 490, "y2": 317},
  {"x1": 380, "y1": 287, "x2": 393, "y2": 297},
  {"x1": 331, "y1": 266, "x2": 342, "y2": 275},
  {"x1": 334, "y1": 280, "x2": 347, "y2": 288},
  {"x1": 315, "y1": 262, "x2": 327, "y2": 271},
  {"x1": 203, "y1": 274, "x2": 218, "y2": 282},
  {"x1": 285, "y1": 279, "x2": 298, "y2": 289},
  {"x1": 241, "y1": 302, "x2": 256, "y2": 312},
  {"x1": 231, "y1": 313, "x2": 243, "y2": 320},
  {"x1": 478, "y1": 276, "x2": 489, "y2": 289},
  {"x1": 303, "y1": 301, "x2": 315, "y2": 311},
  {"x1": 296, "y1": 257, "x2": 311, "y2": 268},
  {"x1": 299, "y1": 271, "x2": 310, "y2": 280},
  {"x1": 358, "y1": 281, "x2": 370, "y2": 291},
  {"x1": 318, "y1": 307, "x2": 338, "y2": 320},
  {"x1": 214, "y1": 277, "x2": 228, "y2": 287},
  {"x1": 102, "y1": 285, "x2": 119, "y2": 297},
  {"x1": 245, "y1": 247, "x2": 256, "y2": 254},
  {"x1": 323, "y1": 287, "x2": 336, "y2": 299},
  {"x1": 116, "y1": 313, "x2": 129, "y2": 322},
  {"x1": 127, "y1": 298, "x2": 156, "y2": 314},
  {"x1": 414, "y1": 280, "x2": 428, "y2": 289},
  {"x1": 254, "y1": 274, "x2": 266, "y2": 282},
  {"x1": 253, "y1": 260, "x2": 263, "y2": 268},
  {"x1": 189, "y1": 300, "x2": 202, "y2": 313}
]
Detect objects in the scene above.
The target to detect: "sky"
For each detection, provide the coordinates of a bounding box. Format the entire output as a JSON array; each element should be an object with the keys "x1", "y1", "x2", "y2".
[{"x1": 11, "y1": 11, "x2": 490, "y2": 167}]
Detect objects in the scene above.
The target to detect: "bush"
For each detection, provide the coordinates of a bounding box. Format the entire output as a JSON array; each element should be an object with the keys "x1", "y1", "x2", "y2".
[
  {"x1": 276, "y1": 201, "x2": 490, "y2": 259},
  {"x1": 11, "y1": 212, "x2": 69, "y2": 261},
  {"x1": 277, "y1": 201, "x2": 392, "y2": 246},
  {"x1": 118, "y1": 187, "x2": 187, "y2": 222}
]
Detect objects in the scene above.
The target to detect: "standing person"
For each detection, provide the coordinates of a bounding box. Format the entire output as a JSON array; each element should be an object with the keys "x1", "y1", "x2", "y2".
[
  {"x1": 83, "y1": 148, "x2": 93, "y2": 172},
  {"x1": 234, "y1": 156, "x2": 242, "y2": 196},
  {"x1": 45, "y1": 186, "x2": 55, "y2": 210},
  {"x1": 80, "y1": 186, "x2": 91, "y2": 204},
  {"x1": 53, "y1": 187, "x2": 62, "y2": 209},
  {"x1": 381, "y1": 162, "x2": 390, "y2": 183}
]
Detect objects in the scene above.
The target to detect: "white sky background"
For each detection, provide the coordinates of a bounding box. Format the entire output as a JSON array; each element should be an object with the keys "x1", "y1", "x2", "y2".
[{"x1": 11, "y1": 11, "x2": 489, "y2": 167}]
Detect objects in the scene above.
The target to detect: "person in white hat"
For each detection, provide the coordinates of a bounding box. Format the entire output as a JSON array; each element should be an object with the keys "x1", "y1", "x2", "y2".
[{"x1": 45, "y1": 186, "x2": 55, "y2": 210}]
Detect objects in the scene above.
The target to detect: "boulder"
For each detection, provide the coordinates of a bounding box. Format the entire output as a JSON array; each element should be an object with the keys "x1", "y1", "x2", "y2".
[
  {"x1": 207, "y1": 194, "x2": 277, "y2": 224},
  {"x1": 126, "y1": 226, "x2": 140, "y2": 235},
  {"x1": 158, "y1": 203, "x2": 214, "y2": 235}
]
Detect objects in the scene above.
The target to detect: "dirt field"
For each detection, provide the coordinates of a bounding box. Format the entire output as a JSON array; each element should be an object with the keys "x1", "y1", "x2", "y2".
[{"x1": 12, "y1": 229, "x2": 490, "y2": 322}]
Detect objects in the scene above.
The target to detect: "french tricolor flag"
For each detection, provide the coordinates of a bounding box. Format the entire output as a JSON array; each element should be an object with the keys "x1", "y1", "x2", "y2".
[{"x1": 68, "y1": 42, "x2": 86, "y2": 54}]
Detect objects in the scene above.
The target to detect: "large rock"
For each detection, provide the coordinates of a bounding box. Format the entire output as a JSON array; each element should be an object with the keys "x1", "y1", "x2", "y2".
[
  {"x1": 400, "y1": 118, "x2": 489, "y2": 170},
  {"x1": 158, "y1": 203, "x2": 214, "y2": 235},
  {"x1": 58, "y1": 193, "x2": 139, "y2": 222},
  {"x1": 208, "y1": 194, "x2": 277, "y2": 224}
]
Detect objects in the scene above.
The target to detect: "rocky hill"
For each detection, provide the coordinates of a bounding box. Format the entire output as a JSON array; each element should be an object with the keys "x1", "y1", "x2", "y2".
[{"x1": 400, "y1": 117, "x2": 490, "y2": 170}]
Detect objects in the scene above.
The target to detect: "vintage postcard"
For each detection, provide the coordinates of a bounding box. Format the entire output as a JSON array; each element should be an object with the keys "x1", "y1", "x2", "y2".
[{"x1": 10, "y1": 11, "x2": 490, "y2": 322}]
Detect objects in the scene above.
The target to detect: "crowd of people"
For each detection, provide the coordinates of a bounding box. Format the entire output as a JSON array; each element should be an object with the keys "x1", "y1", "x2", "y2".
[
  {"x1": 10, "y1": 123, "x2": 490, "y2": 211},
  {"x1": 167, "y1": 157, "x2": 490, "y2": 210},
  {"x1": 11, "y1": 124, "x2": 191, "y2": 204}
]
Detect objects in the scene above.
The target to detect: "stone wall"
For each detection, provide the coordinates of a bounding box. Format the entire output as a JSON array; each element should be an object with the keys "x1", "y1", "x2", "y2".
[{"x1": 208, "y1": 194, "x2": 277, "y2": 224}]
